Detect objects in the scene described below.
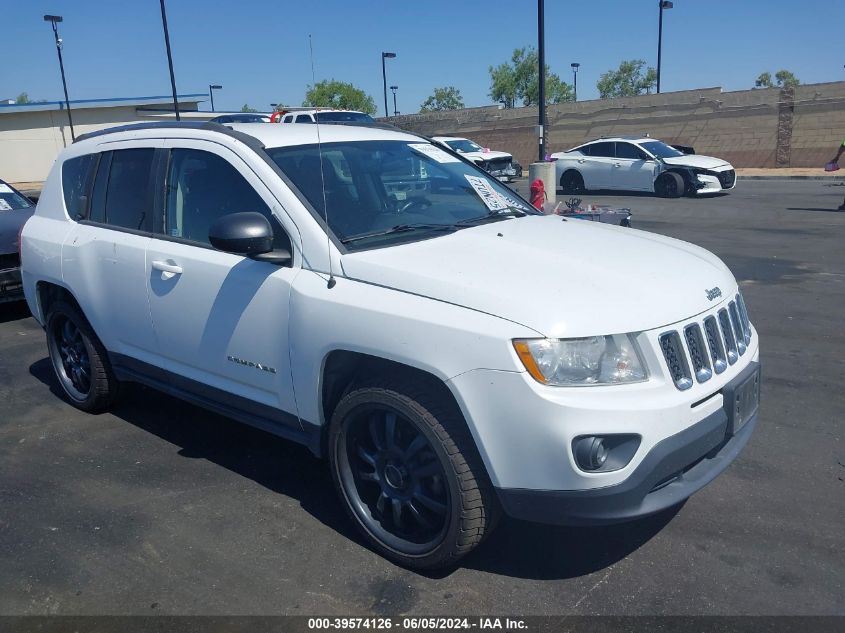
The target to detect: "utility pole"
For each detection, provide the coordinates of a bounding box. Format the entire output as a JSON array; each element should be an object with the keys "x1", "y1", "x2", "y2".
[
  {"x1": 159, "y1": 0, "x2": 180, "y2": 120},
  {"x1": 537, "y1": 0, "x2": 546, "y2": 161},
  {"x1": 44, "y1": 15, "x2": 74, "y2": 141}
]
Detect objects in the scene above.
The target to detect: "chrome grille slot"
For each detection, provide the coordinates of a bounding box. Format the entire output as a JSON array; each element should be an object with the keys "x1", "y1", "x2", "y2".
[
  {"x1": 736, "y1": 293, "x2": 752, "y2": 345},
  {"x1": 659, "y1": 331, "x2": 693, "y2": 390},
  {"x1": 728, "y1": 301, "x2": 746, "y2": 356},
  {"x1": 683, "y1": 323, "x2": 712, "y2": 383},
  {"x1": 703, "y1": 316, "x2": 727, "y2": 374},
  {"x1": 718, "y1": 308, "x2": 738, "y2": 364}
]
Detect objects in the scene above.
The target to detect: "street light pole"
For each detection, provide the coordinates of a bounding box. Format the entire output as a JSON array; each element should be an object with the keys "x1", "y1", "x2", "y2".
[
  {"x1": 209, "y1": 84, "x2": 222, "y2": 112},
  {"x1": 159, "y1": 0, "x2": 180, "y2": 121},
  {"x1": 657, "y1": 0, "x2": 673, "y2": 94},
  {"x1": 43, "y1": 15, "x2": 74, "y2": 142},
  {"x1": 537, "y1": 0, "x2": 546, "y2": 161},
  {"x1": 381, "y1": 52, "x2": 396, "y2": 118},
  {"x1": 571, "y1": 63, "x2": 580, "y2": 102},
  {"x1": 390, "y1": 86, "x2": 399, "y2": 116}
]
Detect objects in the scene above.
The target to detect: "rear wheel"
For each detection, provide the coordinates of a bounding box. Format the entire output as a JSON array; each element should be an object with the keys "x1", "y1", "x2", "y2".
[
  {"x1": 654, "y1": 171, "x2": 684, "y2": 198},
  {"x1": 46, "y1": 301, "x2": 119, "y2": 412},
  {"x1": 329, "y1": 377, "x2": 498, "y2": 569},
  {"x1": 560, "y1": 170, "x2": 585, "y2": 194}
]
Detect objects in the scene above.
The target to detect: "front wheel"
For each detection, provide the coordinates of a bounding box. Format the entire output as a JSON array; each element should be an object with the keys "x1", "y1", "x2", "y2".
[
  {"x1": 329, "y1": 378, "x2": 498, "y2": 569},
  {"x1": 654, "y1": 171, "x2": 685, "y2": 198}
]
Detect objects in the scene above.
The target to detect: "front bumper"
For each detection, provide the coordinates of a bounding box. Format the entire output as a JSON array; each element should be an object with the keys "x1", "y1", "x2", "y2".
[
  {"x1": 496, "y1": 362, "x2": 758, "y2": 525},
  {"x1": 0, "y1": 265, "x2": 23, "y2": 302}
]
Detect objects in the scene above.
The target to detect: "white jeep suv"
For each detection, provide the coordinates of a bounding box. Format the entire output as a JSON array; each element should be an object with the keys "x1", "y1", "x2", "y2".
[
  {"x1": 551, "y1": 137, "x2": 737, "y2": 197},
  {"x1": 21, "y1": 121, "x2": 760, "y2": 569}
]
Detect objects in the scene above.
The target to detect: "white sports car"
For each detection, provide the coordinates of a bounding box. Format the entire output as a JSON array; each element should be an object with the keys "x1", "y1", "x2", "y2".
[
  {"x1": 551, "y1": 137, "x2": 736, "y2": 197},
  {"x1": 432, "y1": 136, "x2": 522, "y2": 182}
]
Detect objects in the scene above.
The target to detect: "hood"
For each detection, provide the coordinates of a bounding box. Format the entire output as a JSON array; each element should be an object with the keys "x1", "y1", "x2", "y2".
[
  {"x1": 0, "y1": 207, "x2": 34, "y2": 256},
  {"x1": 341, "y1": 215, "x2": 736, "y2": 337},
  {"x1": 462, "y1": 150, "x2": 513, "y2": 162},
  {"x1": 662, "y1": 154, "x2": 732, "y2": 170}
]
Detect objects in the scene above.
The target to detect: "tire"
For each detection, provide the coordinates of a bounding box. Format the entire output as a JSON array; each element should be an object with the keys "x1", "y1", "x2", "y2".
[
  {"x1": 329, "y1": 377, "x2": 498, "y2": 569},
  {"x1": 45, "y1": 300, "x2": 119, "y2": 412},
  {"x1": 655, "y1": 171, "x2": 684, "y2": 198},
  {"x1": 560, "y1": 170, "x2": 585, "y2": 194}
]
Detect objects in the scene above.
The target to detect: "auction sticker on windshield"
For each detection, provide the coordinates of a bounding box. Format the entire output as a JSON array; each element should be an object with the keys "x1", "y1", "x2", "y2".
[
  {"x1": 408, "y1": 143, "x2": 459, "y2": 163},
  {"x1": 0, "y1": 185, "x2": 13, "y2": 194},
  {"x1": 0, "y1": 199, "x2": 12, "y2": 211},
  {"x1": 465, "y1": 174, "x2": 510, "y2": 211}
]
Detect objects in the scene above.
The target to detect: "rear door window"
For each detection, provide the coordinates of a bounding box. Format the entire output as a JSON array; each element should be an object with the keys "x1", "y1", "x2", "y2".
[
  {"x1": 295, "y1": 114, "x2": 313, "y2": 123},
  {"x1": 102, "y1": 149, "x2": 155, "y2": 231},
  {"x1": 615, "y1": 142, "x2": 648, "y2": 160},
  {"x1": 88, "y1": 148, "x2": 155, "y2": 231},
  {"x1": 586, "y1": 142, "x2": 614, "y2": 158}
]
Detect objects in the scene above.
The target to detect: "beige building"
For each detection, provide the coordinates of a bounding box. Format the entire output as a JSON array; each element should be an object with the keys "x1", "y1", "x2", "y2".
[{"x1": 0, "y1": 94, "x2": 236, "y2": 184}]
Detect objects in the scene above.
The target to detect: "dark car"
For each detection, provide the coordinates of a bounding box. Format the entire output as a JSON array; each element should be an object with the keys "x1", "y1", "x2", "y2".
[{"x1": 0, "y1": 179, "x2": 35, "y2": 302}]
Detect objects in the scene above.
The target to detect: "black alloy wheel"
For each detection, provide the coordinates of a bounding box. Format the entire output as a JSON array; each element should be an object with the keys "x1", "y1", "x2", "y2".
[
  {"x1": 655, "y1": 171, "x2": 685, "y2": 198},
  {"x1": 329, "y1": 379, "x2": 498, "y2": 569},
  {"x1": 561, "y1": 170, "x2": 585, "y2": 194},
  {"x1": 46, "y1": 301, "x2": 119, "y2": 412},
  {"x1": 340, "y1": 406, "x2": 450, "y2": 554}
]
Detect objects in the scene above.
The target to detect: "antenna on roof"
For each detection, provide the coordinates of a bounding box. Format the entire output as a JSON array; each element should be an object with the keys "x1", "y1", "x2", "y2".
[{"x1": 309, "y1": 34, "x2": 336, "y2": 289}]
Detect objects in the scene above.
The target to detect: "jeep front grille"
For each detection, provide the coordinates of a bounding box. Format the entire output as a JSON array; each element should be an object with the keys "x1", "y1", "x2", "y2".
[
  {"x1": 660, "y1": 294, "x2": 753, "y2": 390},
  {"x1": 659, "y1": 331, "x2": 693, "y2": 390},
  {"x1": 683, "y1": 323, "x2": 712, "y2": 383}
]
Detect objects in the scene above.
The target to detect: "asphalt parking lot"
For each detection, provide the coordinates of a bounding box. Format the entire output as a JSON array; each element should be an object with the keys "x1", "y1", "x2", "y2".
[{"x1": 0, "y1": 180, "x2": 843, "y2": 616}]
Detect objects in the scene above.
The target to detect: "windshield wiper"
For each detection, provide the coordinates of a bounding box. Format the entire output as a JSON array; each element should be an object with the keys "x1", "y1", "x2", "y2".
[
  {"x1": 340, "y1": 223, "x2": 457, "y2": 244},
  {"x1": 455, "y1": 209, "x2": 527, "y2": 226}
]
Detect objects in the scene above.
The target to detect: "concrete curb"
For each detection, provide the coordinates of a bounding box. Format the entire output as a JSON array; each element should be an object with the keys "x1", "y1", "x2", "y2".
[{"x1": 738, "y1": 175, "x2": 845, "y2": 181}]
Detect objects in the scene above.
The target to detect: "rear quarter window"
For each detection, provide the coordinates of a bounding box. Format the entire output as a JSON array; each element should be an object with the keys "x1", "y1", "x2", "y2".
[{"x1": 61, "y1": 154, "x2": 97, "y2": 219}]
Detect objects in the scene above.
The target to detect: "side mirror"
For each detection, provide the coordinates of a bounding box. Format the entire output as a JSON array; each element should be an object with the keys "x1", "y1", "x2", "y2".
[{"x1": 208, "y1": 212, "x2": 291, "y2": 266}]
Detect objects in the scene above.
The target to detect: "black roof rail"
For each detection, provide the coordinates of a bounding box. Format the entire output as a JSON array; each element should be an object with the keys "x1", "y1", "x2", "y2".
[{"x1": 73, "y1": 121, "x2": 264, "y2": 151}]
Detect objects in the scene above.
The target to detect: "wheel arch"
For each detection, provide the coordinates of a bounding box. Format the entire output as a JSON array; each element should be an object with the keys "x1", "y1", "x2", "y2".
[
  {"x1": 656, "y1": 167, "x2": 694, "y2": 192},
  {"x1": 35, "y1": 281, "x2": 85, "y2": 325},
  {"x1": 559, "y1": 167, "x2": 583, "y2": 185},
  {"x1": 319, "y1": 350, "x2": 474, "y2": 458}
]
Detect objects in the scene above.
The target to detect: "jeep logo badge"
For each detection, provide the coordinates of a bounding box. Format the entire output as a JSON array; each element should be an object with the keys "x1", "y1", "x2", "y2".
[{"x1": 705, "y1": 287, "x2": 722, "y2": 301}]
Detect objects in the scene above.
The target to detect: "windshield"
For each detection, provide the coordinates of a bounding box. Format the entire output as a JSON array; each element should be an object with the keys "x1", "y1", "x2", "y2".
[
  {"x1": 266, "y1": 140, "x2": 537, "y2": 250},
  {"x1": 640, "y1": 141, "x2": 684, "y2": 159},
  {"x1": 445, "y1": 139, "x2": 483, "y2": 153},
  {"x1": 315, "y1": 112, "x2": 375, "y2": 123},
  {"x1": 0, "y1": 183, "x2": 33, "y2": 211}
]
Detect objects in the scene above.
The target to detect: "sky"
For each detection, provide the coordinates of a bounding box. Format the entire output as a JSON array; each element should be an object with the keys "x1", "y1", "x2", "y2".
[{"x1": 3, "y1": 0, "x2": 843, "y2": 115}]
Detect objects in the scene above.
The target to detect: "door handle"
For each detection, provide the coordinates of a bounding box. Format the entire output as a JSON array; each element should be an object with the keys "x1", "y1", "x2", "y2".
[
  {"x1": 613, "y1": 163, "x2": 621, "y2": 167},
  {"x1": 151, "y1": 260, "x2": 183, "y2": 278},
  {"x1": 577, "y1": 159, "x2": 586, "y2": 163}
]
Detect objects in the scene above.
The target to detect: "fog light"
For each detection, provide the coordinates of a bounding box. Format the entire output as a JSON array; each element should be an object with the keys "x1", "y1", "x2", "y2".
[
  {"x1": 572, "y1": 434, "x2": 642, "y2": 473},
  {"x1": 574, "y1": 436, "x2": 608, "y2": 471}
]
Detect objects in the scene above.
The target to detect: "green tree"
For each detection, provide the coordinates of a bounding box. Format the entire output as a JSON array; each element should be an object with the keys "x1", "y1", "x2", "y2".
[
  {"x1": 240, "y1": 103, "x2": 258, "y2": 112},
  {"x1": 15, "y1": 92, "x2": 31, "y2": 104},
  {"x1": 596, "y1": 60, "x2": 657, "y2": 98},
  {"x1": 420, "y1": 86, "x2": 465, "y2": 112},
  {"x1": 302, "y1": 79, "x2": 377, "y2": 115},
  {"x1": 774, "y1": 70, "x2": 800, "y2": 88},
  {"x1": 755, "y1": 72, "x2": 773, "y2": 88},
  {"x1": 488, "y1": 47, "x2": 572, "y2": 108},
  {"x1": 755, "y1": 70, "x2": 800, "y2": 89}
]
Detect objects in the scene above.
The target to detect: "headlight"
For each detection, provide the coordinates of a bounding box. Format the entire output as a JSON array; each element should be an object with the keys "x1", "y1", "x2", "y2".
[{"x1": 513, "y1": 334, "x2": 647, "y2": 386}]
